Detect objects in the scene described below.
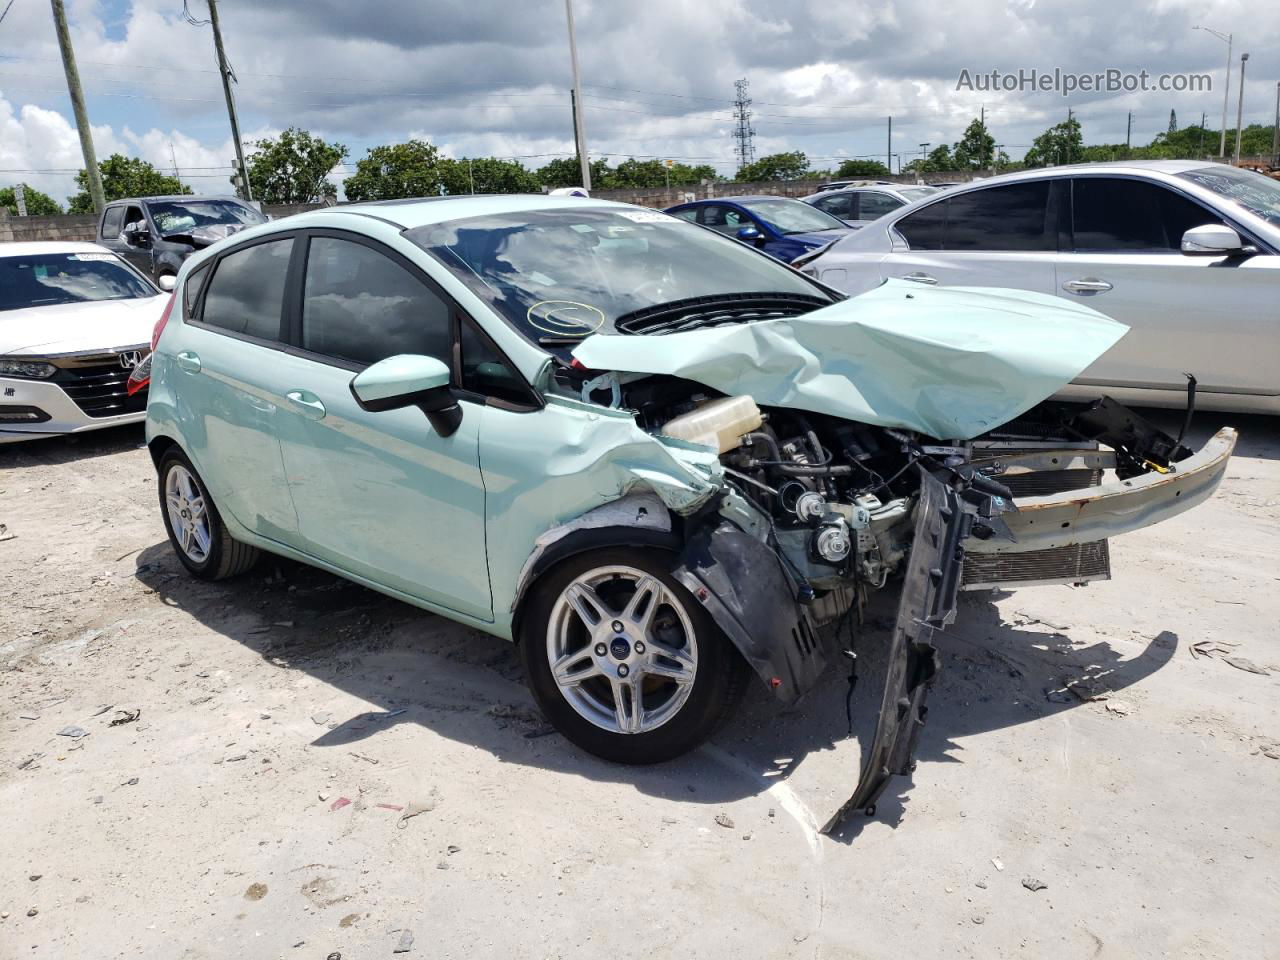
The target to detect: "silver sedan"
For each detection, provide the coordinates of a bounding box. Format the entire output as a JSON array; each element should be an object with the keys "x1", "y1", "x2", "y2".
[{"x1": 801, "y1": 161, "x2": 1280, "y2": 414}]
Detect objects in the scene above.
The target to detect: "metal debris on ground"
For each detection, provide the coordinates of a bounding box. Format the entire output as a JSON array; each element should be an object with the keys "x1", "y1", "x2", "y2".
[
  {"x1": 714, "y1": 813, "x2": 735, "y2": 829},
  {"x1": 56, "y1": 725, "x2": 88, "y2": 738},
  {"x1": 1189, "y1": 639, "x2": 1239, "y2": 660},
  {"x1": 1022, "y1": 877, "x2": 1048, "y2": 892},
  {"x1": 1222, "y1": 656, "x2": 1270, "y2": 676},
  {"x1": 109, "y1": 708, "x2": 140, "y2": 726}
]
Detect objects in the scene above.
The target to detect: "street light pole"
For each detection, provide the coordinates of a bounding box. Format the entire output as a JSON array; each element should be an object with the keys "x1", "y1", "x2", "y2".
[
  {"x1": 1194, "y1": 26, "x2": 1232, "y2": 158},
  {"x1": 1234, "y1": 53, "x2": 1249, "y2": 165},
  {"x1": 1272, "y1": 82, "x2": 1279, "y2": 166},
  {"x1": 564, "y1": 0, "x2": 591, "y2": 191}
]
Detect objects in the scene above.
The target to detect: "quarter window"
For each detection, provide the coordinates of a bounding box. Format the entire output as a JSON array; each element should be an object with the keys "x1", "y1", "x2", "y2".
[
  {"x1": 200, "y1": 238, "x2": 293, "y2": 341},
  {"x1": 1072, "y1": 177, "x2": 1224, "y2": 252},
  {"x1": 300, "y1": 237, "x2": 451, "y2": 367},
  {"x1": 895, "y1": 183, "x2": 1054, "y2": 251}
]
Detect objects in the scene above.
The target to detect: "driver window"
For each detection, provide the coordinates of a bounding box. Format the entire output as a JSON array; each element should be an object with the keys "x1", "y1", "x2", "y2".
[
  {"x1": 700, "y1": 205, "x2": 747, "y2": 235},
  {"x1": 123, "y1": 205, "x2": 146, "y2": 240}
]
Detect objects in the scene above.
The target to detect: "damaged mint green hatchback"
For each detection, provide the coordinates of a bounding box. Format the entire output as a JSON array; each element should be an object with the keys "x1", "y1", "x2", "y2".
[{"x1": 145, "y1": 196, "x2": 1236, "y2": 832}]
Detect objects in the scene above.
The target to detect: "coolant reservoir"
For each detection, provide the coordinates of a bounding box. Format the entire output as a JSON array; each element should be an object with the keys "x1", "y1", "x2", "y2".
[{"x1": 660, "y1": 396, "x2": 763, "y2": 454}]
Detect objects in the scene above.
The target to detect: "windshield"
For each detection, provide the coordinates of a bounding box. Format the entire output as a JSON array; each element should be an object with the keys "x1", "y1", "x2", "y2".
[
  {"x1": 148, "y1": 200, "x2": 266, "y2": 236},
  {"x1": 0, "y1": 252, "x2": 159, "y2": 312},
  {"x1": 737, "y1": 198, "x2": 847, "y2": 235},
  {"x1": 409, "y1": 208, "x2": 832, "y2": 354},
  {"x1": 898, "y1": 186, "x2": 939, "y2": 201},
  {"x1": 1177, "y1": 166, "x2": 1280, "y2": 227}
]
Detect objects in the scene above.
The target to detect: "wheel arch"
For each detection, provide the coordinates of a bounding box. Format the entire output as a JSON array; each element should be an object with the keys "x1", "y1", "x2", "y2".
[
  {"x1": 147, "y1": 433, "x2": 180, "y2": 469},
  {"x1": 510, "y1": 524, "x2": 682, "y2": 646}
]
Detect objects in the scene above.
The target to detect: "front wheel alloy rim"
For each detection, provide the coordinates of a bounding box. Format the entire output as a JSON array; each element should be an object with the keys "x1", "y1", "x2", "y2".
[
  {"x1": 165, "y1": 464, "x2": 211, "y2": 563},
  {"x1": 546, "y1": 565, "x2": 699, "y2": 735}
]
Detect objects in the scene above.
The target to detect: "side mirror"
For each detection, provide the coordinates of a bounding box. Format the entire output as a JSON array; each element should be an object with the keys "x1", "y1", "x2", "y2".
[
  {"x1": 1181, "y1": 224, "x2": 1245, "y2": 256},
  {"x1": 736, "y1": 225, "x2": 763, "y2": 244},
  {"x1": 157, "y1": 274, "x2": 176, "y2": 292},
  {"x1": 124, "y1": 222, "x2": 150, "y2": 245},
  {"x1": 349, "y1": 354, "x2": 461, "y2": 437}
]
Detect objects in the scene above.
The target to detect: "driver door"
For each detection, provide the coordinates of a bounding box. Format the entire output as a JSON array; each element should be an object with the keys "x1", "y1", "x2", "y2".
[
  {"x1": 274, "y1": 231, "x2": 492, "y2": 620},
  {"x1": 119, "y1": 203, "x2": 153, "y2": 275}
]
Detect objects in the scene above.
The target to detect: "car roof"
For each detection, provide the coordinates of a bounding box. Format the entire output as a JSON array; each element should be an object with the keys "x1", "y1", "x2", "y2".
[
  {"x1": 107, "y1": 195, "x2": 249, "y2": 204},
  {"x1": 288, "y1": 193, "x2": 645, "y2": 230},
  {"x1": 954, "y1": 159, "x2": 1218, "y2": 187},
  {"x1": 0, "y1": 241, "x2": 116, "y2": 258}
]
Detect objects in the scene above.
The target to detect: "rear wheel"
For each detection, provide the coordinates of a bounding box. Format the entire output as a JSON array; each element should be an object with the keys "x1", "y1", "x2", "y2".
[
  {"x1": 157, "y1": 449, "x2": 259, "y2": 580},
  {"x1": 519, "y1": 547, "x2": 747, "y2": 763}
]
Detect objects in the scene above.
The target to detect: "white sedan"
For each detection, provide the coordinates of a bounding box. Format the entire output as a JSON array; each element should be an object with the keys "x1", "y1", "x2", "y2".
[
  {"x1": 800, "y1": 161, "x2": 1280, "y2": 415},
  {"x1": 0, "y1": 242, "x2": 169, "y2": 443}
]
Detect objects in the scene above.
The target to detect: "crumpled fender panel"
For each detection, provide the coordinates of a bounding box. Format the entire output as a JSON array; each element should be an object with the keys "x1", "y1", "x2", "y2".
[
  {"x1": 673, "y1": 520, "x2": 831, "y2": 704},
  {"x1": 822, "y1": 469, "x2": 970, "y2": 834}
]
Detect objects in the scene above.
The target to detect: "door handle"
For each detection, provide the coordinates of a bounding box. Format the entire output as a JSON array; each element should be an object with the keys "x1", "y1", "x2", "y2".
[
  {"x1": 285, "y1": 390, "x2": 327, "y2": 420},
  {"x1": 175, "y1": 351, "x2": 201, "y2": 374},
  {"x1": 901, "y1": 271, "x2": 938, "y2": 285},
  {"x1": 1062, "y1": 277, "x2": 1113, "y2": 295}
]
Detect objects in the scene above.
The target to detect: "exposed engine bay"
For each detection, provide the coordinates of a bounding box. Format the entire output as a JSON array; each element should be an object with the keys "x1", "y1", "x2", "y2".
[{"x1": 559, "y1": 365, "x2": 1229, "y2": 834}]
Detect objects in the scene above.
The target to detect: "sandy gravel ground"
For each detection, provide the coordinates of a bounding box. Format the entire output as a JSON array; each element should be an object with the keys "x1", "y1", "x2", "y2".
[{"x1": 1, "y1": 411, "x2": 1277, "y2": 960}]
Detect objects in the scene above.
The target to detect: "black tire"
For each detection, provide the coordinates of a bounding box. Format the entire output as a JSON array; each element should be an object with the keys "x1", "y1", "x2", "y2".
[
  {"x1": 519, "y1": 546, "x2": 748, "y2": 764},
  {"x1": 157, "y1": 448, "x2": 259, "y2": 580}
]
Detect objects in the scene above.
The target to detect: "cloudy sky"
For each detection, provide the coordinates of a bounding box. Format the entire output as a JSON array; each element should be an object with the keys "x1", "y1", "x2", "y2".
[{"x1": 1, "y1": 0, "x2": 1277, "y2": 205}]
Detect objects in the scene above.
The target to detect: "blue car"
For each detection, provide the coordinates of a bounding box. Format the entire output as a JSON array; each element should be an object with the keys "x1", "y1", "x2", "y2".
[{"x1": 664, "y1": 195, "x2": 853, "y2": 262}]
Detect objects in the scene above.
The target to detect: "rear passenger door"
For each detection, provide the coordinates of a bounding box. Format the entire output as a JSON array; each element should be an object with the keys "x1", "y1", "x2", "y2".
[
  {"x1": 1058, "y1": 175, "x2": 1276, "y2": 395},
  {"x1": 879, "y1": 180, "x2": 1060, "y2": 294},
  {"x1": 273, "y1": 231, "x2": 493, "y2": 620},
  {"x1": 178, "y1": 235, "x2": 300, "y2": 542}
]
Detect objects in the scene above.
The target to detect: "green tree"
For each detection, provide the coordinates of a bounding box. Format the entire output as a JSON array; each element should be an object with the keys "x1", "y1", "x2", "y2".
[
  {"x1": 1022, "y1": 116, "x2": 1084, "y2": 167},
  {"x1": 903, "y1": 145, "x2": 954, "y2": 174},
  {"x1": 735, "y1": 151, "x2": 810, "y2": 182},
  {"x1": 833, "y1": 159, "x2": 891, "y2": 178},
  {"x1": 244, "y1": 127, "x2": 347, "y2": 204},
  {"x1": 0, "y1": 183, "x2": 62, "y2": 216},
  {"x1": 952, "y1": 118, "x2": 996, "y2": 170},
  {"x1": 535, "y1": 156, "x2": 613, "y2": 190},
  {"x1": 344, "y1": 139, "x2": 446, "y2": 201},
  {"x1": 439, "y1": 156, "x2": 540, "y2": 195},
  {"x1": 67, "y1": 154, "x2": 189, "y2": 213}
]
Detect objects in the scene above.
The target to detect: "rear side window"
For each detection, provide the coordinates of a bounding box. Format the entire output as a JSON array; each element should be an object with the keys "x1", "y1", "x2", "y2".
[
  {"x1": 896, "y1": 183, "x2": 1053, "y2": 251},
  {"x1": 895, "y1": 200, "x2": 946, "y2": 249},
  {"x1": 300, "y1": 236, "x2": 451, "y2": 367},
  {"x1": 857, "y1": 193, "x2": 902, "y2": 219},
  {"x1": 812, "y1": 194, "x2": 852, "y2": 218},
  {"x1": 101, "y1": 206, "x2": 125, "y2": 238},
  {"x1": 1072, "y1": 178, "x2": 1224, "y2": 252},
  {"x1": 200, "y1": 238, "x2": 293, "y2": 341}
]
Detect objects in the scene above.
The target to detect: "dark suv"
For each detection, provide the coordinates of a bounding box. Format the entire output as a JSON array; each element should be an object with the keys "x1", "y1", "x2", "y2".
[{"x1": 95, "y1": 195, "x2": 267, "y2": 287}]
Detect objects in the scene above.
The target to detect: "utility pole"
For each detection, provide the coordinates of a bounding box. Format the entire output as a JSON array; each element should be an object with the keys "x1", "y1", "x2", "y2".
[
  {"x1": 170, "y1": 141, "x2": 181, "y2": 184},
  {"x1": 1126, "y1": 111, "x2": 1132, "y2": 151},
  {"x1": 886, "y1": 116, "x2": 892, "y2": 172},
  {"x1": 564, "y1": 0, "x2": 590, "y2": 191},
  {"x1": 1233, "y1": 53, "x2": 1249, "y2": 165},
  {"x1": 919, "y1": 142, "x2": 929, "y2": 169},
  {"x1": 1272, "y1": 83, "x2": 1279, "y2": 166},
  {"x1": 50, "y1": 0, "x2": 104, "y2": 213},
  {"x1": 206, "y1": 0, "x2": 252, "y2": 201},
  {"x1": 1066, "y1": 107, "x2": 1073, "y2": 164},
  {"x1": 731, "y1": 79, "x2": 755, "y2": 174},
  {"x1": 1194, "y1": 26, "x2": 1232, "y2": 158}
]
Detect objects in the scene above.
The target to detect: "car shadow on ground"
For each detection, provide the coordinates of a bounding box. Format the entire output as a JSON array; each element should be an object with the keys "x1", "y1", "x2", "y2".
[
  {"x1": 131, "y1": 539, "x2": 1179, "y2": 833},
  {"x1": 0, "y1": 422, "x2": 146, "y2": 465}
]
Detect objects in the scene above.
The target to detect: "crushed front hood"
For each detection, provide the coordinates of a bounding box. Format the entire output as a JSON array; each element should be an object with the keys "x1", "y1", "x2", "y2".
[{"x1": 572, "y1": 280, "x2": 1128, "y2": 440}]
